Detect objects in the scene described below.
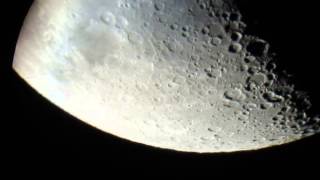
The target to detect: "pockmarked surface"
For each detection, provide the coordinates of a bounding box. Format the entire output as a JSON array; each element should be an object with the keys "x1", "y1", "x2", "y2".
[{"x1": 13, "y1": 0, "x2": 320, "y2": 152}]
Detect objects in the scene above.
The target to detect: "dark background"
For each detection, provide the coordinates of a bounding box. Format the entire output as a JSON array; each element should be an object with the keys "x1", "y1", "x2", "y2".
[{"x1": 2, "y1": 0, "x2": 320, "y2": 170}]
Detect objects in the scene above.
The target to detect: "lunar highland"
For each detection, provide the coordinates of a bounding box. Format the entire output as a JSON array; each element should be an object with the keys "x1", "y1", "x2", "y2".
[{"x1": 13, "y1": 0, "x2": 320, "y2": 152}]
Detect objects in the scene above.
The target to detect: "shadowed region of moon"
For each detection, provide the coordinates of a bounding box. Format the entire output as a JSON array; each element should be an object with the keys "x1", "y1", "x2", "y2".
[{"x1": 13, "y1": 0, "x2": 320, "y2": 153}]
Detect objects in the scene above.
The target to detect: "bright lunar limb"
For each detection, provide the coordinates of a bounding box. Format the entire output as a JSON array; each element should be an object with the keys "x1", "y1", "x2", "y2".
[{"x1": 13, "y1": 0, "x2": 320, "y2": 153}]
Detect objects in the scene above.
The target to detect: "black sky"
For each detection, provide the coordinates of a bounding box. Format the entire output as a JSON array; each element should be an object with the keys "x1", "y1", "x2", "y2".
[{"x1": 2, "y1": 0, "x2": 320, "y2": 170}]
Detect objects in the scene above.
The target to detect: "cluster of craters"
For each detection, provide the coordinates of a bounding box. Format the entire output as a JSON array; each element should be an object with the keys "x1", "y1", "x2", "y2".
[
  {"x1": 18, "y1": 0, "x2": 320, "y2": 152},
  {"x1": 91, "y1": 0, "x2": 320, "y2": 151}
]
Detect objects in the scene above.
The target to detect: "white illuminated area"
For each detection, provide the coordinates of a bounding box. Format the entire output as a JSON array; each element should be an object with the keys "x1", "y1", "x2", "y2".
[{"x1": 13, "y1": 0, "x2": 320, "y2": 152}]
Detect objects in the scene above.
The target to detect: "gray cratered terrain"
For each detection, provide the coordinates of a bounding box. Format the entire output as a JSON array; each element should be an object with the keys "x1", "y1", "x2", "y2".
[{"x1": 13, "y1": 0, "x2": 320, "y2": 153}]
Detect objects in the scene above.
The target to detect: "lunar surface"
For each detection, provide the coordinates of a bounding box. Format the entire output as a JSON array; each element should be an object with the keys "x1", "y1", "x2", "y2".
[{"x1": 13, "y1": 0, "x2": 320, "y2": 153}]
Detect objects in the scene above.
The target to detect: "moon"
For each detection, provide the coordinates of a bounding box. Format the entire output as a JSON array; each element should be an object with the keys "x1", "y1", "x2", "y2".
[{"x1": 13, "y1": 0, "x2": 320, "y2": 153}]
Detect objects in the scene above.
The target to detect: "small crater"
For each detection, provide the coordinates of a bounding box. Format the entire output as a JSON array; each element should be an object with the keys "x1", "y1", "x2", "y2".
[
  {"x1": 229, "y1": 43, "x2": 242, "y2": 53},
  {"x1": 263, "y1": 91, "x2": 284, "y2": 103},
  {"x1": 210, "y1": 37, "x2": 222, "y2": 46},
  {"x1": 247, "y1": 39, "x2": 269, "y2": 57},
  {"x1": 100, "y1": 11, "x2": 115, "y2": 26},
  {"x1": 224, "y1": 88, "x2": 246, "y2": 102},
  {"x1": 154, "y1": 2, "x2": 165, "y2": 11},
  {"x1": 231, "y1": 32, "x2": 242, "y2": 42},
  {"x1": 229, "y1": 12, "x2": 241, "y2": 21}
]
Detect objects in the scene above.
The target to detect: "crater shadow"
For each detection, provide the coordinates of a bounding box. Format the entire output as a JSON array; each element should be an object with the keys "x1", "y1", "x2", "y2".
[{"x1": 235, "y1": 0, "x2": 320, "y2": 115}]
